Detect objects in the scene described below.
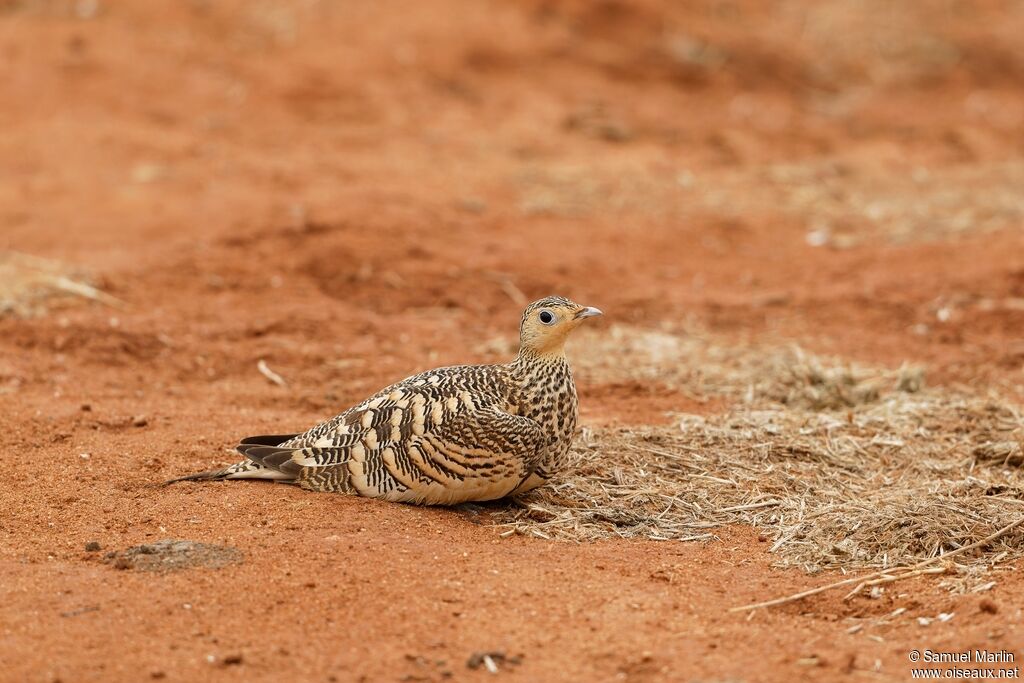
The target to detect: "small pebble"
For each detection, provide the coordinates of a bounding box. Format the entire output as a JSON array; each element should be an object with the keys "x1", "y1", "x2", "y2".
[
  {"x1": 84, "y1": 541, "x2": 101, "y2": 552},
  {"x1": 979, "y1": 598, "x2": 998, "y2": 614}
]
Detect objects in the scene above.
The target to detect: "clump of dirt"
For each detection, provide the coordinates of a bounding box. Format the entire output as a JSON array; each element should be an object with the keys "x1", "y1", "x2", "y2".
[{"x1": 104, "y1": 540, "x2": 242, "y2": 572}]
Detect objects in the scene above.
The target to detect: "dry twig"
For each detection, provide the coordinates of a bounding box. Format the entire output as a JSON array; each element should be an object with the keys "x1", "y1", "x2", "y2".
[
  {"x1": 257, "y1": 359, "x2": 287, "y2": 386},
  {"x1": 729, "y1": 516, "x2": 1024, "y2": 612}
]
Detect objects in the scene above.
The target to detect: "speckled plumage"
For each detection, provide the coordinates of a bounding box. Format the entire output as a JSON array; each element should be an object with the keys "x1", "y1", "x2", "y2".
[{"x1": 169, "y1": 296, "x2": 602, "y2": 505}]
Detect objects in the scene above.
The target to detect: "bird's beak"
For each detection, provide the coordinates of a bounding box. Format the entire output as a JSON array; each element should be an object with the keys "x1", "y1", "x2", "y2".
[{"x1": 573, "y1": 306, "x2": 603, "y2": 320}]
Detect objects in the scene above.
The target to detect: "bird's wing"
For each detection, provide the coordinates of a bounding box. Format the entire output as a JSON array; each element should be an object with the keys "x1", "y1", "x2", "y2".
[
  {"x1": 240, "y1": 382, "x2": 548, "y2": 503},
  {"x1": 236, "y1": 434, "x2": 302, "y2": 459}
]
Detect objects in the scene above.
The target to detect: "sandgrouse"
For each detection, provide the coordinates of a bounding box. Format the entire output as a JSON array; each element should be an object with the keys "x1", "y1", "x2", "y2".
[{"x1": 169, "y1": 296, "x2": 602, "y2": 504}]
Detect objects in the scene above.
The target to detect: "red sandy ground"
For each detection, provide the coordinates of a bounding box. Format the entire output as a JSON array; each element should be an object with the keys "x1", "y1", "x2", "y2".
[{"x1": 2, "y1": 1, "x2": 1023, "y2": 681}]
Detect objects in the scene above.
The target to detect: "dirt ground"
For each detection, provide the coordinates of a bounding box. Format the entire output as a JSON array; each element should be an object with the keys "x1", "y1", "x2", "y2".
[{"x1": 2, "y1": 1, "x2": 1024, "y2": 681}]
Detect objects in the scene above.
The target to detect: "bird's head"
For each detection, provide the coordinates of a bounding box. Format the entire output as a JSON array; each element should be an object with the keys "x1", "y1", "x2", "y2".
[{"x1": 518, "y1": 295, "x2": 603, "y2": 357}]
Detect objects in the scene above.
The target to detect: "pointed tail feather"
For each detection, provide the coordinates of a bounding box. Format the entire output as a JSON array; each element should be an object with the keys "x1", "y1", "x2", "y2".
[
  {"x1": 164, "y1": 460, "x2": 255, "y2": 484},
  {"x1": 165, "y1": 434, "x2": 302, "y2": 485}
]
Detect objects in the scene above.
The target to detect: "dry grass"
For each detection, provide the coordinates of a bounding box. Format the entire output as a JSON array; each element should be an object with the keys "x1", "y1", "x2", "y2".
[
  {"x1": 513, "y1": 160, "x2": 1024, "y2": 245},
  {"x1": 0, "y1": 251, "x2": 123, "y2": 317},
  {"x1": 492, "y1": 326, "x2": 1024, "y2": 583}
]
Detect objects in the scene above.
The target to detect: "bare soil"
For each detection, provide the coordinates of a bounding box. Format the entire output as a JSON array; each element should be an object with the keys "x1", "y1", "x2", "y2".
[{"x1": 1, "y1": 1, "x2": 1023, "y2": 681}]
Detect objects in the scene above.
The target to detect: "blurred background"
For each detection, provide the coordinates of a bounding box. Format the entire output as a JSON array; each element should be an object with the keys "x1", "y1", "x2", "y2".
[{"x1": 3, "y1": 1, "x2": 1023, "y2": 376}]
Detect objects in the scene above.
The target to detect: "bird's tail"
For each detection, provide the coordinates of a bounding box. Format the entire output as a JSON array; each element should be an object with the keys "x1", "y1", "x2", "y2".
[
  {"x1": 165, "y1": 459, "x2": 292, "y2": 484},
  {"x1": 165, "y1": 434, "x2": 302, "y2": 485}
]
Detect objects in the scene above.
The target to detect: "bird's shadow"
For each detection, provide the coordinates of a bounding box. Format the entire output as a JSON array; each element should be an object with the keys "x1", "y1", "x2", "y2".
[{"x1": 452, "y1": 497, "x2": 528, "y2": 525}]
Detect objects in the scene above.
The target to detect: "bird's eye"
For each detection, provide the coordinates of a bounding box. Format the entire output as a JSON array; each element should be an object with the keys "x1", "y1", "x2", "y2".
[{"x1": 539, "y1": 310, "x2": 555, "y2": 325}]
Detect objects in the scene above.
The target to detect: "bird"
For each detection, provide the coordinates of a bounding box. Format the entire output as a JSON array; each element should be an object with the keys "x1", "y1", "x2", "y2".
[{"x1": 168, "y1": 296, "x2": 603, "y2": 505}]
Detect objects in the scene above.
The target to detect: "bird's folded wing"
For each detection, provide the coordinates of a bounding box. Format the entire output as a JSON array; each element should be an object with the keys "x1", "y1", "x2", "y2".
[
  {"x1": 238, "y1": 390, "x2": 547, "y2": 496},
  {"x1": 236, "y1": 434, "x2": 301, "y2": 456}
]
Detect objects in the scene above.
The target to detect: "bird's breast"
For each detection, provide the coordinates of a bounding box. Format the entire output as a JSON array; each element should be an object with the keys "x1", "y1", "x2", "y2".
[{"x1": 517, "y1": 361, "x2": 578, "y2": 444}]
